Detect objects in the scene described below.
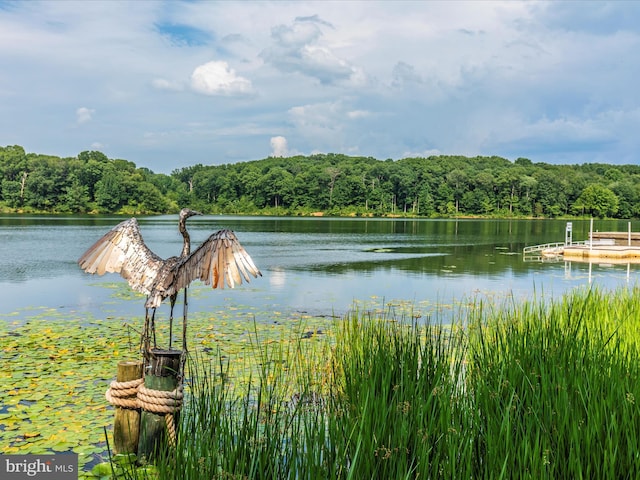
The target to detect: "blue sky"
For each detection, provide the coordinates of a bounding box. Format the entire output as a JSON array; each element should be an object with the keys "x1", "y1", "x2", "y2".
[{"x1": 1, "y1": 1, "x2": 639, "y2": 173}]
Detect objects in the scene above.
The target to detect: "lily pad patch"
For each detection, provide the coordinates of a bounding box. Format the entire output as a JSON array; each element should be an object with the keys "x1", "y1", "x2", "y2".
[{"x1": 1, "y1": 305, "x2": 335, "y2": 476}]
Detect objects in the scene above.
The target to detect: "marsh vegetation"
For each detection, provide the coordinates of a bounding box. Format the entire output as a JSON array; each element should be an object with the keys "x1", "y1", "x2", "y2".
[{"x1": 87, "y1": 286, "x2": 640, "y2": 479}]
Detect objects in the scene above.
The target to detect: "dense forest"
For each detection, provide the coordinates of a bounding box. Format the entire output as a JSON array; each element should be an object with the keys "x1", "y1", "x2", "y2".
[{"x1": 1, "y1": 144, "x2": 639, "y2": 218}]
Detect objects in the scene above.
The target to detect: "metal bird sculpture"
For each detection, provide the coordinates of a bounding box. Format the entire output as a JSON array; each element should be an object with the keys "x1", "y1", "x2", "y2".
[{"x1": 78, "y1": 208, "x2": 261, "y2": 357}]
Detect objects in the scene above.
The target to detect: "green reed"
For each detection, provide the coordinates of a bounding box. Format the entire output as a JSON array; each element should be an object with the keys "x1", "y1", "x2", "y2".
[
  {"x1": 142, "y1": 286, "x2": 640, "y2": 479},
  {"x1": 468, "y1": 286, "x2": 640, "y2": 479},
  {"x1": 148, "y1": 322, "x2": 334, "y2": 480},
  {"x1": 327, "y1": 308, "x2": 472, "y2": 479}
]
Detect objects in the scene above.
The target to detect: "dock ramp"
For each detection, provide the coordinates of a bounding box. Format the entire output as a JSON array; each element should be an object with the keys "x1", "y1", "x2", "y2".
[{"x1": 523, "y1": 241, "x2": 588, "y2": 262}]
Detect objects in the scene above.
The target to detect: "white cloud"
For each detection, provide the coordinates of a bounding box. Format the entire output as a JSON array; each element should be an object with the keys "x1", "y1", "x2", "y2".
[
  {"x1": 270, "y1": 136, "x2": 289, "y2": 157},
  {"x1": 288, "y1": 101, "x2": 344, "y2": 142},
  {"x1": 190, "y1": 61, "x2": 253, "y2": 96},
  {"x1": 261, "y1": 16, "x2": 360, "y2": 85},
  {"x1": 347, "y1": 110, "x2": 371, "y2": 119},
  {"x1": 152, "y1": 78, "x2": 184, "y2": 91},
  {"x1": 272, "y1": 21, "x2": 322, "y2": 48},
  {"x1": 401, "y1": 149, "x2": 442, "y2": 159},
  {"x1": 287, "y1": 100, "x2": 375, "y2": 155},
  {"x1": 391, "y1": 61, "x2": 424, "y2": 87},
  {"x1": 76, "y1": 107, "x2": 94, "y2": 124}
]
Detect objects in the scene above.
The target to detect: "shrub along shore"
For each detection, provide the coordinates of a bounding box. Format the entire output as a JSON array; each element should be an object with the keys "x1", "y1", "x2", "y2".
[{"x1": 101, "y1": 285, "x2": 640, "y2": 479}]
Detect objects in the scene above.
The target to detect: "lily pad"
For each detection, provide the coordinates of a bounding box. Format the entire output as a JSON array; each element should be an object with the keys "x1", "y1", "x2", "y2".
[{"x1": 1, "y1": 302, "x2": 335, "y2": 474}]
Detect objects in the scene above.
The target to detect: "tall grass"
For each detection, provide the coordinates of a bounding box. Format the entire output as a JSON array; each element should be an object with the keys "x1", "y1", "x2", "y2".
[
  {"x1": 328, "y1": 308, "x2": 472, "y2": 479},
  {"x1": 146, "y1": 322, "x2": 334, "y2": 480},
  {"x1": 142, "y1": 286, "x2": 640, "y2": 479},
  {"x1": 468, "y1": 287, "x2": 640, "y2": 479}
]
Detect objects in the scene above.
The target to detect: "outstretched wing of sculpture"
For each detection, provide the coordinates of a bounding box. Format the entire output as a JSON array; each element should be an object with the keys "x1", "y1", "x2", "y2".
[
  {"x1": 77, "y1": 218, "x2": 165, "y2": 296},
  {"x1": 171, "y1": 229, "x2": 262, "y2": 296}
]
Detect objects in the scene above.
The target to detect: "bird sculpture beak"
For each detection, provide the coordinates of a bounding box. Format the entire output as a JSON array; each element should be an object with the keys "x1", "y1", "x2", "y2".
[{"x1": 179, "y1": 208, "x2": 204, "y2": 219}]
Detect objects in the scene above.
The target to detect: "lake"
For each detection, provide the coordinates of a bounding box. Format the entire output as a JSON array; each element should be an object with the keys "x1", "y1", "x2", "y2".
[{"x1": 1, "y1": 215, "x2": 639, "y2": 324}]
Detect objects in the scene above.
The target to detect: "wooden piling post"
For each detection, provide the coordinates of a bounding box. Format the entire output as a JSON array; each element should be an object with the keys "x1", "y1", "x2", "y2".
[
  {"x1": 112, "y1": 360, "x2": 143, "y2": 454},
  {"x1": 137, "y1": 349, "x2": 183, "y2": 463}
]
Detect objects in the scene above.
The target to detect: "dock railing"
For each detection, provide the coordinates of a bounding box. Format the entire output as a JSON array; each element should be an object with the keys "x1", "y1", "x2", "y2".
[
  {"x1": 523, "y1": 242, "x2": 566, "y2": 255},
  {"x1": 523, "y1": 240, "x2": 590, "y2": 262}
]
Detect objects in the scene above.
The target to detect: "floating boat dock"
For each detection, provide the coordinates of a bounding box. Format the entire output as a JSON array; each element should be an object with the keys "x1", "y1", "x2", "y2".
[
  {"x1": 590, "y1": 231, "x2": 640, "y2": 246},
  {"x1": 562, "y1": 244, "x2": 640, "y2": 262},
  {"x1": 523, "y1": 222, "x2": 640, "y2": 263}
]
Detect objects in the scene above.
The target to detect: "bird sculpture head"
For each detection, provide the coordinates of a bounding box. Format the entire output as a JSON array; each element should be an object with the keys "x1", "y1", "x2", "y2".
[
  {"x1": 178, "y1": 208, "x2": 203, "y2": 257},
  {"x1": 179, "y1": 208, "x2": 203, "y2": 221}
]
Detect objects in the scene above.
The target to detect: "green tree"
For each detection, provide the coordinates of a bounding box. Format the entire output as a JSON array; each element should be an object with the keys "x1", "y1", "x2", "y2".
[
  {"x1": 0, "y1": 145, "x2": 28, "y2": 183},
  {"x1": 75, "y1": 158, "x2": 105, "y2": 202},
  {"x1": 496, "y1": 169, "x2": 521, "y2": 215},
  {"x1": 533, "y1": 170, "x2": 566, "y2": 217},
  {"x1": 446, "y1": 169, "x2": 468, "y2": 213},
  {"x1": 611, "y1": 181, "x2": 639, "y2": 218},
  {"x1": 16, "y1": 155, "x2": 67, "y2": 209},
  {"x1": 1, "y1": 179, "x2": 23, "y2": 208},
  {"x1": 291, "y1": 168, "x2": 324, "y2": 209},
  {"x1": 517, "y1": 175, "x2": 537, "y2": 215},
  {"x1": 256, "y1": 167, "x2": 295, "y2": 209},
  {"x1": 95, "y1": 170, "x2": 127, "y2": 211},
  {"x1": 325, "y1": 166, "x2": 342, "y2": 206},
  {"x1": 572, "y1": 184, "x2": 619, "y2": 218},
  {"x1": 62, "y1": 180, "x2": 90, "y2": 213},
  {"x1": 78, "y1": 150, "x2": 108, "y2": 164},
  {"x1": 137, "y1": 182, "x2": 168, "y2": 213},
  {"x1": 332, "y1": 174, "x2": 367, "y2": 208}
]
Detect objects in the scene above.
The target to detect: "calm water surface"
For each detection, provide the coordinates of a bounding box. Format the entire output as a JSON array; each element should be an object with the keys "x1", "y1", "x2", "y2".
[{"x1": 1, "y1": 215, "x2": 638, "y2": 323}]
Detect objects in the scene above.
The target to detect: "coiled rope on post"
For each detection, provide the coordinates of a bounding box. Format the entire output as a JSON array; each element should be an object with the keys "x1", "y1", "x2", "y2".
[
  {"x1": 105, "y1": 378, "x2": 144, "y2": 409},
  {"x1": 137, "y1": 385, "x2": 184, "y2": 446},
  {"x1": 137, "y1": 385, "x2": 184, "y2": 413},
  {"x1": 105, "y1": 380, "x2": 184, "y2": 445}
]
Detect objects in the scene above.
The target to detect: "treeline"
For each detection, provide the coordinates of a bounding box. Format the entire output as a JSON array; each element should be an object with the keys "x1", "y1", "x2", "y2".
[{"x1": 1, "y1": 144, "x2": 639, "y2": 218}]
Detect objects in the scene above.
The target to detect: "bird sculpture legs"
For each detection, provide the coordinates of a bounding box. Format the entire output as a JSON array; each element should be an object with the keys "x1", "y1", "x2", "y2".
[
  {"x1": 182, "y1": 287, "x2": 188, "y2": 352},
  {"x1": 141, "y1": 306, "x2": 157, "y2": 370},
  {"x1": 165, "y1": 289, "x2": 188, "y2": 379},
  {"x1": 168, "y1": 293, "x2": 177, "y2": 350},
  {"x1": 139, "y1": 290, "x2": 188, "y2": 377},
  {"x1": 181, "y1": 287, "x2": 189, "y2": 379},
  {"x1": 140, "y1": 293, "x2": 184, "y2": 352},
  {"x1": 166, "y1": 289, "x2": 188, "y2": 346},
  {"x1": 166, "y1": 289, "x2": 188, "y2": 353}
]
